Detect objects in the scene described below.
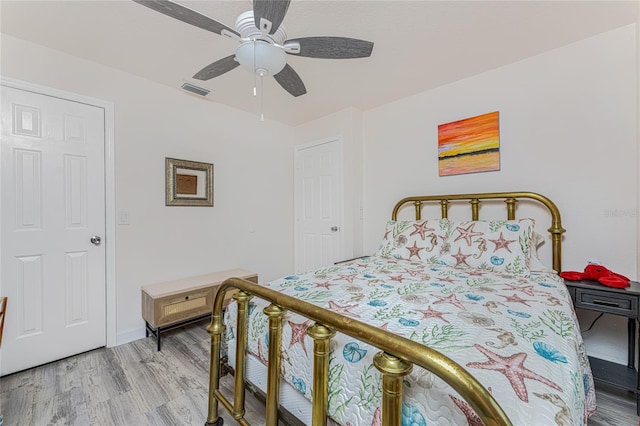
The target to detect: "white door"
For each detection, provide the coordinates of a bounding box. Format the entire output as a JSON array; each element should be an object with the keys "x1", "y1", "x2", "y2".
[
  {"x1": 294, "y1": 139, "x2": 343, "y2": 273},
  {"x1": 0, "y1": 85, "x2": 106, "y2": 375}
]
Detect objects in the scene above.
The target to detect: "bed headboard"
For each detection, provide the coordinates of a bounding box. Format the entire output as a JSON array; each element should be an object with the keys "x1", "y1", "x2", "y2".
[{"x1": 391, "y1": 191, "x2": 565, "y2": 273}]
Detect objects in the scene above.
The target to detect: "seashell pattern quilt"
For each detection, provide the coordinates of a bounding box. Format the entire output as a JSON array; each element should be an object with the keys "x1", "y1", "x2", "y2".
[{"x1": 225, "y1": 256, "x2": 595, "y2": 426}]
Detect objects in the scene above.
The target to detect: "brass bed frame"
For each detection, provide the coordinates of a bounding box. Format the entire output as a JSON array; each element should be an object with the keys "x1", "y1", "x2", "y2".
[{"x1": 205, "y1": 191, "x2": 565, "y2": 426}]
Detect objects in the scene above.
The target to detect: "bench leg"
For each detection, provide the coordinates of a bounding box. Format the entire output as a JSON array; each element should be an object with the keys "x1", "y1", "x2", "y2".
[{"x1": 145, "y1": 322, "x2": 162, "y2": 351}]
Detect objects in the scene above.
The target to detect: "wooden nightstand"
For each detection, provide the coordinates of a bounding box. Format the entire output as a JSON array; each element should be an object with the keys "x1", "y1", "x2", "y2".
[{"x1": 564, "y1": 279, "x2": 640, "y2": 415}]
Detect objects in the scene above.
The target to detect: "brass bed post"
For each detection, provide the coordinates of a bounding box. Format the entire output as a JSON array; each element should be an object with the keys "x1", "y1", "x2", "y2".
[
  {"x1": 550, "y1": 228, "x2": 564, "y2": 273},
  {"x1": 232, "y1": 291, "x2": 253, "y2": 419},
  {"x1": 308, "y1": 323, "x2": 336, "y2": 426},
  {"x1": 440, "y1": 199, "x2": 449, "y2": 218},
  {"x1": 264, "y1": 304, "x2": 286, "y2": 426},
  {"x1": 470, "y1": 199, "x2": 480, "y2": 220},
  {"x1": 205, "y1": 309, "x2": 225, "y2": 426},
  {"x1": 374, "y1": 352, "x2": 413, "y2": 426},
  {"x1": 505, "y1": 198, "x2": 517, "y2": 220},
  {"x1": 413, "y1": 201, "x2": 422, "y2": 220}
]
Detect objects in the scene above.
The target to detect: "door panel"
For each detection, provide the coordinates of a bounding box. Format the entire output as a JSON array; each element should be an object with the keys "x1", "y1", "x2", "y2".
[
  {"x1": 1, "y1": 85, "x2": 106, "y2": 375},
  {"x1": 295, "y1": 139, "x2": 343, "y2": 273}
]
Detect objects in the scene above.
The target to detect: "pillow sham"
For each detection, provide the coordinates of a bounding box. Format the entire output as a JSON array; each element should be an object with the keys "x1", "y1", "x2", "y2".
[
  {"x1": 438, "y1": 218, "x2": 535, "y2": 276},
  {"x1": 375, "y1": 219, "x2": 449, "y2": 263}
]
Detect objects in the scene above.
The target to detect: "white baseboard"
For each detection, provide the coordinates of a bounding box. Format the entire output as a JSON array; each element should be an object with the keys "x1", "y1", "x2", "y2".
[{"x1": 115, "y1": 326, "x2": 147, "y2": 346}]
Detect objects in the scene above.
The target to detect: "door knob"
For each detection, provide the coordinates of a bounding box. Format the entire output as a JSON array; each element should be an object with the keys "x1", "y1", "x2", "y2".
[
  {"x1": 331, "y1": 226, "x2": 340, "y2": 232},
  {"x1": 90, "y1": 235, "x2": 102, "y2": 246}
]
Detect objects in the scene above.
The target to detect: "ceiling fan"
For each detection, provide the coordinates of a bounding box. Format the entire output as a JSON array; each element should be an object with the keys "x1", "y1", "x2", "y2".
[{"x1": 133, "y1": 0, "x2": 374, "y2": 97}]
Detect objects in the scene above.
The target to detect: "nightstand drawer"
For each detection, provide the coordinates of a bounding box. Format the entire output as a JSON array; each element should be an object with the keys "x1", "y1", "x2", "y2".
[
  {"x1": 153, "y1": 288, "x2": 214, "y2": 328},
  {"x1": 575, "y1": 288, "x2": 638, "y2": 316}
]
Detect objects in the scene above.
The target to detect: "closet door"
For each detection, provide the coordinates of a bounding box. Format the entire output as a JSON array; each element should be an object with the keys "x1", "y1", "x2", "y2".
[{"x1": 1, "y1": 84, "x2": 106, "y2": 375}]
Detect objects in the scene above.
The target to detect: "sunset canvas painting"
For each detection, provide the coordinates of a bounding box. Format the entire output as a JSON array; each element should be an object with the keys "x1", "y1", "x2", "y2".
[{"x1": 438, "y1": 111, "x2": 500, "y2": 176}]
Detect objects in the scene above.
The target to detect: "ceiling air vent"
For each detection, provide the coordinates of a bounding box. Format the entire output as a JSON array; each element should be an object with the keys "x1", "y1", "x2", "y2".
[{"x1": 180, "y1": 82, "x2": 211, "y2": 97}]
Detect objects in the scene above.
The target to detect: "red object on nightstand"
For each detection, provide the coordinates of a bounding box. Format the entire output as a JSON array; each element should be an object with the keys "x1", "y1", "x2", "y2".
[{"x1": 560, "y1": 264, "x2": 630, "y2": 288}]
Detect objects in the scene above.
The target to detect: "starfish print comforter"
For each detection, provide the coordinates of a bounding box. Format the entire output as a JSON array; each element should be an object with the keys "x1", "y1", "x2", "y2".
[{"x1": 225, "y1": 256, "x2": 595, "y2": 426}]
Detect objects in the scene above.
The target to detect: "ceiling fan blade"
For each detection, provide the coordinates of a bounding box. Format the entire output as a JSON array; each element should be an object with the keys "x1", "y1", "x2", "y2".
[
  {"x1": 133, "y1": 0, "x2": 239, "y2": 37},
  {"x1": 285, "y1": 36, "x2": 374, "y2": 59},
  {"x1": 253, "y1": 0, "x2": 290, "y2": 35},
  {"x1": 193, "y1": 55, "x2": 240, "y2": 80},
  {"x1": 274, "y1": 64, "x2": 306, "y2": 97}
]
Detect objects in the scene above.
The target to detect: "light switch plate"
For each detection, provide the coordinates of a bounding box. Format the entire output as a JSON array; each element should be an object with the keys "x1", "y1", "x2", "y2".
[{"x1": 119, "y1": 211, "x2": 129, "y2": 225}]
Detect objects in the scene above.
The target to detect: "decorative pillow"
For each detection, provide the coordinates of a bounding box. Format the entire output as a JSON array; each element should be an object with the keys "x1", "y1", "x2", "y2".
[
  {"x1": 438, "y1": 219, "x2": 535, "y2": 276},
  {"x1": 375, "y1": 219, "x2": 449, "y2": 263}
]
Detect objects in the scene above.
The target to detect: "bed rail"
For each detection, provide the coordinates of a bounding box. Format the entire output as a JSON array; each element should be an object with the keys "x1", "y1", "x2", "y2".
[
  {"x1": 391, "y1": 191, "x2": 564, "y2": 272},
  {"x1": 205, "y1": 278, "x2": 512, "y2": 426}
]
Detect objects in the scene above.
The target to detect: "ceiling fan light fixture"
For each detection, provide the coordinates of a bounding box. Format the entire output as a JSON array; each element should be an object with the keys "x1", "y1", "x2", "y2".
[{"x1": 235, "y1": 41, "x2": 287, "y2": 76}]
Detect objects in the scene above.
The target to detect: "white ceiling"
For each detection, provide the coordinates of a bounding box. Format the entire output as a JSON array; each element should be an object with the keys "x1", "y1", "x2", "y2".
[{"x1": 1, "y1": 1, "x2": 637, "y2": 126}]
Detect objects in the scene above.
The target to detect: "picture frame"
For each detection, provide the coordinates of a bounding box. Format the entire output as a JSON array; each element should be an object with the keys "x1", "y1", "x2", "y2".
[
  {"x1": 165, "y1": 157, "x2": 213, "y2": 206},
  {"x1": 438, "y1": 111, "x2": 500, "y2": 177}
]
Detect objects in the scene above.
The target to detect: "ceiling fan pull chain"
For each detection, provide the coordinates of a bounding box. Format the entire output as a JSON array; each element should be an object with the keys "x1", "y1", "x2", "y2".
[
  {"x1": 260, "y1": 71, "x2": 265, "y2": 122},
  {"x1": 253, "y1": 39, "x2": 258, "y2": 97}
]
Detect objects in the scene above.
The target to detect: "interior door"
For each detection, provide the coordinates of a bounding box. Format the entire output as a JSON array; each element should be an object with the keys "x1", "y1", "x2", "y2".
[
  {"x1": 294, "y1": 139, "x2": 343, "y2": 273},
  {"x1": 0, "y1": 85, "x2": 106, "y2": 375}
]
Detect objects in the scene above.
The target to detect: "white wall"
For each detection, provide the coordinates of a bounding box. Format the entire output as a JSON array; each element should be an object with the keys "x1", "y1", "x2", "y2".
[
  {"x1": 294, "y1": 108, "x2": 365, "y2": 260},
  {"x1": 1, "y1": 34, "x2": 296, "y2": 344},
  {"x1": 362, "y1": 25, "x2": 638, "y2": 364}
]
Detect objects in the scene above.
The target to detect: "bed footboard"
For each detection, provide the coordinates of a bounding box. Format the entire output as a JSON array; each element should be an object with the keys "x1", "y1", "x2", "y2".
[{"x1": 205, "y1": 278, "x2": 512, "y2": 426}]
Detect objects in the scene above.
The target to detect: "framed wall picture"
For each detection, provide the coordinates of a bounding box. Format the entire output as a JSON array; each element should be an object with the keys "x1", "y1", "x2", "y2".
[
  {"x1": 165, "y1": 157, "x2": 213, "y2": 206},
  {"x1": 438, "y1": 111, "x2": 500, "y2": 176}
]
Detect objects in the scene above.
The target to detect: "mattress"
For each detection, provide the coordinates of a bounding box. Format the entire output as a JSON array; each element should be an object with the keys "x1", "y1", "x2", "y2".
[
  {"x1": 225, "y1": 256, "x2": 595, "y2": 425},
  {"x1": 227, "y1": 337, "x2": 318, "y2": 425}
]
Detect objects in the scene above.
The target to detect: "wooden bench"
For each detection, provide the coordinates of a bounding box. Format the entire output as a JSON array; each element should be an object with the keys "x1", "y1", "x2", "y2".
[{"x1": 141, "y1": 269, "x2": 258, "y2": 350}]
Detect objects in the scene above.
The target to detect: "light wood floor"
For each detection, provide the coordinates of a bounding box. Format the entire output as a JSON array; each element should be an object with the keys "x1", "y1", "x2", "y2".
[{"x1": 1, "y1": 320, "x2": 638, "y2": 425}]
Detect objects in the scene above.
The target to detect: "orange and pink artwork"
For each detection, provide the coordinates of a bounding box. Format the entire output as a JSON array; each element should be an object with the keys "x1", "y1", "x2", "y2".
[{"x1": 438, "y1": 111, "x2": 500, "y2": 176}]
